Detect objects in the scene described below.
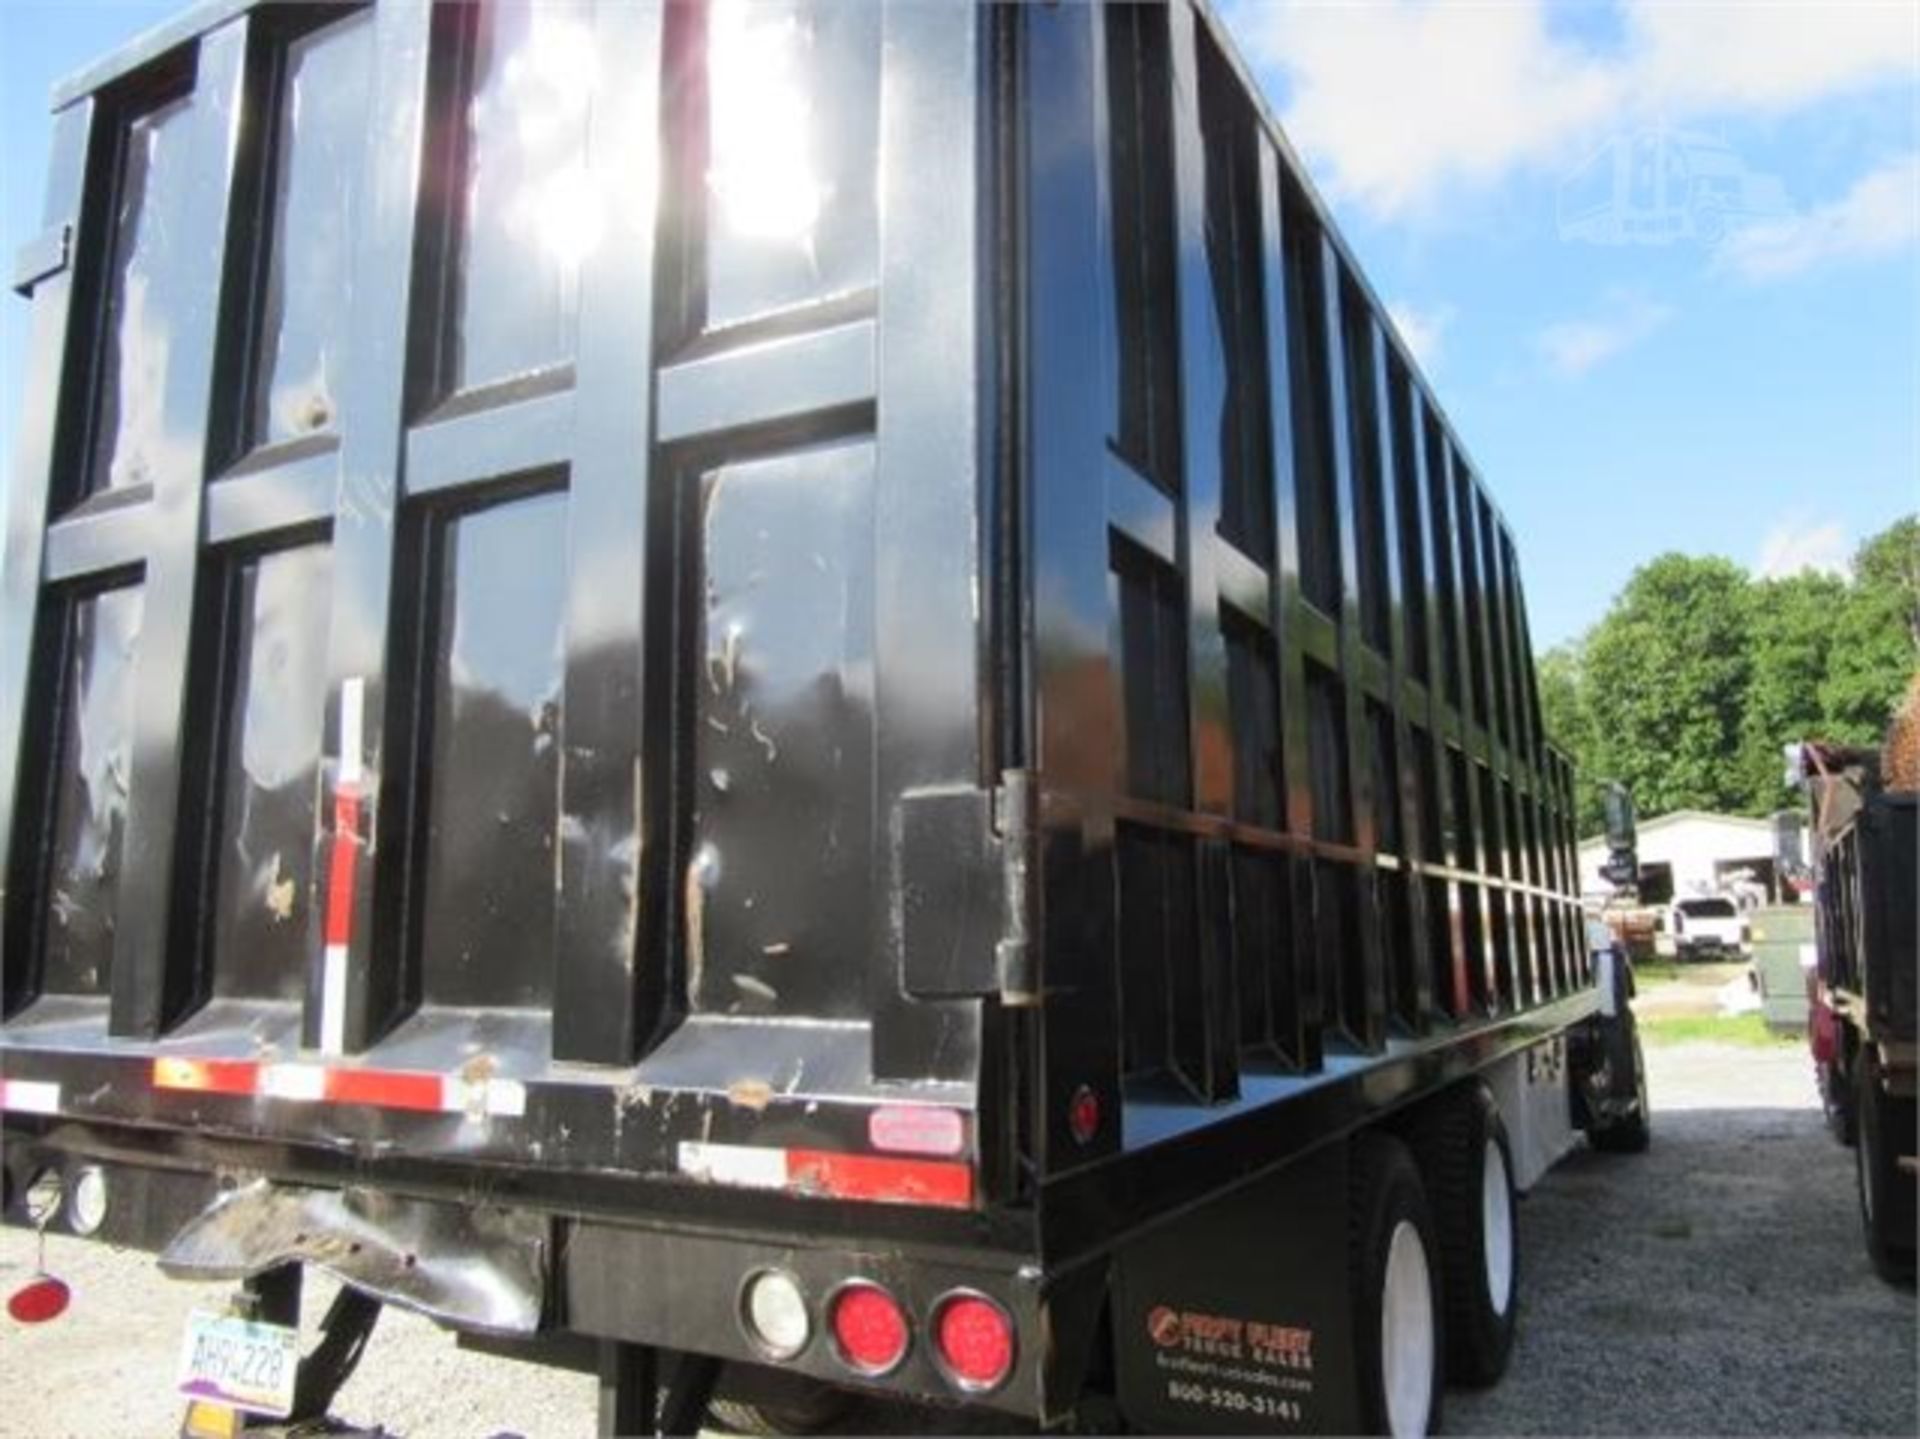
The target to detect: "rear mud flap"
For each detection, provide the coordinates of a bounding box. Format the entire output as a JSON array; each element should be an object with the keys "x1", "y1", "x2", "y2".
[
  {"x1": 1112, "y1": 1142, "x2": 1358, "y2": 1434},
  {"x1": 159, "y1": 1179, "x2": 549, "y2": 1334}
]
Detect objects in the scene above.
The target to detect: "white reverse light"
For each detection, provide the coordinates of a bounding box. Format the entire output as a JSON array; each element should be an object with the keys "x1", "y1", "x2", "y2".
[{"x1": 741, "y1": 1268, "x2": 811, "y2": 1360}]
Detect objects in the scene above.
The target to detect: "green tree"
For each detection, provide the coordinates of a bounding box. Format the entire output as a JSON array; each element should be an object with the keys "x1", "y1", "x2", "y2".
[
  {"x1": 1581, "y1": 554, "x2": 1752, "y2": 817},
  {"x1": 1535, "y1": 517, "x2": 1917, "y2": 826},
  {"x1": 1538, "y1": 640, "x2": 1603, "y2": 833},
  {"x1": 1821, "y1": 517, "x2": 1918, "y2": 740},
  {"x1": 1738, "y1": 571, "x2": 1848, "y2": 810}
]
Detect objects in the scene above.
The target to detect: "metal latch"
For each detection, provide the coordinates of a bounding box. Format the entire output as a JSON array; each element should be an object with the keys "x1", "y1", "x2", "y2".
[
  {"x1": 895, "y1": 770, "x2": 1041, "y2": 1007},
  {"x1": 12, "y1": 223, "x2": 71, "y2": 298},
  {"x1": 992, "y1": 769, "x2": 1039, "y2": 1006}
]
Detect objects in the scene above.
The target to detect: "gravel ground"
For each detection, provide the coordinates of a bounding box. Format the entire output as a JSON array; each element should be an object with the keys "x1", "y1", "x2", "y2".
[
  {"x1": 1450, "y1": 1040, "x2": 1916, "y2": 1436},
  {"x1": 2, "y1": 1040, "x2": 1913, "y2": 1437}
]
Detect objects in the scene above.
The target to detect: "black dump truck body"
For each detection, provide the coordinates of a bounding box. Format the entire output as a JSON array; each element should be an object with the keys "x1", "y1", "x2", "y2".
[
  {"x1": 1797, "y1": 742, "x2": 1916, "y2": 1282},
  {"x1": 2, "y1": 2, "x2": 1640, "y2": 1430},
  {"x1": 1816, "y1": 792, "x2": 1917, "y2": 1054}
]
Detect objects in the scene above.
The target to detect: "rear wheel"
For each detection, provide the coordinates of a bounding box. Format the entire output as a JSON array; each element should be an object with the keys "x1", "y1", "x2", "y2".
[
  {"x1": 707, "y1": 1395, "x2": 851, "y2": 1437},
  {"x1": 707, "y1": 1366, "x2": 853, "y2": 1435},
  {"x1": 1409, "y1": 1085, "x2": 1518, "y2": 1387},
  {"x1": 1855, "y1": 1046, "x2": 1917, "y2": 1285},
  {"x1": 1590, "y1": 1020, "x2": 1651, "y2": 1154},
  {"x1": 1820, "y1": 1060, "x2": 1857, "y2": 1147},
  {"x1": 1352, "y1": 1133, "x2": 1444, "y2": 1438}
]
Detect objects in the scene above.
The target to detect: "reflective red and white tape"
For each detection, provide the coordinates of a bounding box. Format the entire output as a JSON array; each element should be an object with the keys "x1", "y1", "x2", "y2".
[
  {"x1": 0, "y1": 1079, "x2": 60, "y2": 1115},
  {"x1": 319, "y1": 676, "x2": 367, "y2": 1057},
  {"x1": 151, "y1": 1057, "x2": 526, "y2": 1119},
  {"x1": 677, "y1": 1140, "x2": 973, "y2": 1209}
]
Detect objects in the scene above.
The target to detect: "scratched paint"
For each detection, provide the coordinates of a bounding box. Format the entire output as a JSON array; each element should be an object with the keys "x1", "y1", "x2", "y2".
[
  {"x1": 41, "y1": 584, "x2": 145, "y2": 996},
  {"x1": 691, "y1": 440, "x2": 875, "y2": 1018},
  {"x1": 88, "y1": 89, "x2": 196, "y2": 497},
  {"x1": 250, "y1": 7, "x2": 375, "y2": 447},
  {"x1": 208, "y1": 544, "x2": 333, "y2": 1001},
  {"x1": 417, "y1": 490, "x2": 569, "y2": 1009}
]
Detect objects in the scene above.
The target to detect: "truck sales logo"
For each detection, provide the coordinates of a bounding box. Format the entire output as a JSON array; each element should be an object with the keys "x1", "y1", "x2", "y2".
[{"x1": 1146, "y1": 1306, "x2": 1314, "y2": 1371}]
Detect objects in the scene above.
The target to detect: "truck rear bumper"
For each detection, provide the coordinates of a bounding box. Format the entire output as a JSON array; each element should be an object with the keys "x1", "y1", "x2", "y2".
[{"x1": 0, "y1": 1122, "x2": 1049, "y2": 1419}]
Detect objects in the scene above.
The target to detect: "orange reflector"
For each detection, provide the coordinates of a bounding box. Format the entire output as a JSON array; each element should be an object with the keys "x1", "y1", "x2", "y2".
[{"x1": 151, "y1": 1058, "x2": 259, "y2": 1096}]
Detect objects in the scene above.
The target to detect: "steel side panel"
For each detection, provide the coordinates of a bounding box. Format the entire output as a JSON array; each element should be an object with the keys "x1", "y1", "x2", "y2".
[
  {"x1": 0, "y1": 102, "x2": 93, "y2": 1012},
  {"x1": 109, "y1": 20, "x2": 250, "y2": 1039}
]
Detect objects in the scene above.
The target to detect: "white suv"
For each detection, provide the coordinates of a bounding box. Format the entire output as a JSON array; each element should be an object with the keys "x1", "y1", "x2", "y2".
[{"x1": 1668, "y1": 895, "x2": 1747, "y2": 960}]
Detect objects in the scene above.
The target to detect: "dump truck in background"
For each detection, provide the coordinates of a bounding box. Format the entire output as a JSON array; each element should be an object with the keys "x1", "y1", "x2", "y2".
[
  {"x1": 2, "y1": 1, "x2": 1650, "y2": 1433},
  {"x1": 1790, "y1": 739, "x2": 1918, "y2": 1282}
]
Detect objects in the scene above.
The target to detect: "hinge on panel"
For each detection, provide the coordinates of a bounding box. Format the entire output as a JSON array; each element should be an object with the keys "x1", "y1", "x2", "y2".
[
  {"x1": 12, "y1": 223, "x2": 71, "y2": 298},
  {"x1": 895, "y1": 770, "x2": 1042, "y2": 1007},
  {"x1": 992, "y1": 769, "x2": 1040, "y2": 1007}
]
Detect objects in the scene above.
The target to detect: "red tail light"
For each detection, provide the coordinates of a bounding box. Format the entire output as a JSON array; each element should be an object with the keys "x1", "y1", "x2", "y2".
[
  {"x1": 829, "y1": 1281, "x2": 909, "y2": 1375},
  {"x1": 7, "y1": 1276, "x2": 71, "y2": 1324},
  {"x1": 932, "y1": 1292, "x2": 1015, "y2": 1392}
]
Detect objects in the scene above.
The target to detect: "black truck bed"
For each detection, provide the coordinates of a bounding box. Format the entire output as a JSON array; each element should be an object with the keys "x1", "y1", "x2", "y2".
[{"x1": 4, "y1": 0, "x2": 1604, "y2": 1425}]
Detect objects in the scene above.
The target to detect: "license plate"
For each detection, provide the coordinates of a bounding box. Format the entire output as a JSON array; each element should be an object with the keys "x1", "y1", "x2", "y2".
[{"x1": 177, "y1": 1309, "x2": 300, "y2": 1418}]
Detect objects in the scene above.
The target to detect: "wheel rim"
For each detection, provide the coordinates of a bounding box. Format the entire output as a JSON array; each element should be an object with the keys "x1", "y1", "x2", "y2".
[
  {"x1": 1381, "y1": 1219, "x2": 1435, "y2": 1438},
  {"x1": 1481, "y1": 1138, "x2": 1515, "y2": 1317}
]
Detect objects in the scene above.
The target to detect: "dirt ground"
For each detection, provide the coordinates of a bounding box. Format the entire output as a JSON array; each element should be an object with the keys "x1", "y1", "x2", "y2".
[{"x1": 2, "y1": 1037, "x2": 1913, "y2": 1437}]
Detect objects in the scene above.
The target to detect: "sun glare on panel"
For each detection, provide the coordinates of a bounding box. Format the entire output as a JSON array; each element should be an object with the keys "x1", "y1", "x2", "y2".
[
  {"x1": 494, "y1": 6, "x2": 605, "y2": 270},
  {"x1": 707, "y1": 0, "x2": 829, "y2": 250}
]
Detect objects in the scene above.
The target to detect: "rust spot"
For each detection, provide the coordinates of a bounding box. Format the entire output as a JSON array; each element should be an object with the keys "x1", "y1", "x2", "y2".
[
  {"x1": 727, "y1": 1078, "x2": 774, "y2": 1112},
  {"x1": 459, "y1": 1053, "x2": 497, "y2": 1084},
  {"x1": 618, "y1": 1083, "x2": 654, "y2": 1112},
  {"x1": 264, "y1": 854, "x2": 296, "y2": 922}
]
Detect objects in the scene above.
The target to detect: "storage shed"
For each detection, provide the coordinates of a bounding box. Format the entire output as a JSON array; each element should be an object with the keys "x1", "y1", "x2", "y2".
[{"x1": 1577, "y1": 810, "x2": 1777, "y2": 906}]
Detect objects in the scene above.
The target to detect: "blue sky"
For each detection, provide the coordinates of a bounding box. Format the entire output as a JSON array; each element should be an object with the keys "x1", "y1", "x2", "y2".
[{"x1": 3, "y1": 1, "x2": 1916, "y2": 648}]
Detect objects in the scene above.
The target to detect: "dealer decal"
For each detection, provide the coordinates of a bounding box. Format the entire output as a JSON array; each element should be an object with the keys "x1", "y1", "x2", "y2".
[
  {"x1": 1146, "y1": 1306, "x2": 1314, "y2": 1370},
  {"x1": 1146, "y1": 1304, "x2": 1316, "y2": 1426}
]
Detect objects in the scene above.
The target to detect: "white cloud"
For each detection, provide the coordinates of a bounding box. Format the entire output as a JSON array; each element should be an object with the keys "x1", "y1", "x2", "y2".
[
  {"x1": 1229, "y1": 1, "x2": 1616, "y2": 219},
  {"x1": 1754, "y1": 518, "x2": 1852, "y2": 579},
  {"x1": 1386, "y1": 301, "x2": 1453, "y2": 369},
  {"x1": 1535, "y1": 293, "x2": 1672, "y2": 375},
  {"x1": 1624, "y1": 3, "x2": 1918, "y2": 115},
  {"x1": 1227, "y1": 0, "x2": 1920, "y2": 220},
  {"x1": 1718, "y1": 153, "x2": 1920, "y2": 279}
]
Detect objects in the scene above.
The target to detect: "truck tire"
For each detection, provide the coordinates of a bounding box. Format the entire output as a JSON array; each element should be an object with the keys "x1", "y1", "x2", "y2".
[
  {"x1": 707, "y1": 1395, "x2": 850, "y2": 1437},
  {"x1": 1352, "y1": 1132, "x2": 1444, "y2": 1438},
  {"x1": 1820, "y1": 1060, "x2": 1857, "y2": 1147},
  {"x1": 706, "y1": 1369, "x2": 852, "y2": 1435},
  {"x1": 1589, "y1": 1020, "x2": 1651, "y2": 1154},
  {"x1": 1409, "y1": 1085, "x2": 1518, "y2": 1388},
  {"x1": 1855, "y1": 1046, "x2": 1917, "y2": 1285}
]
